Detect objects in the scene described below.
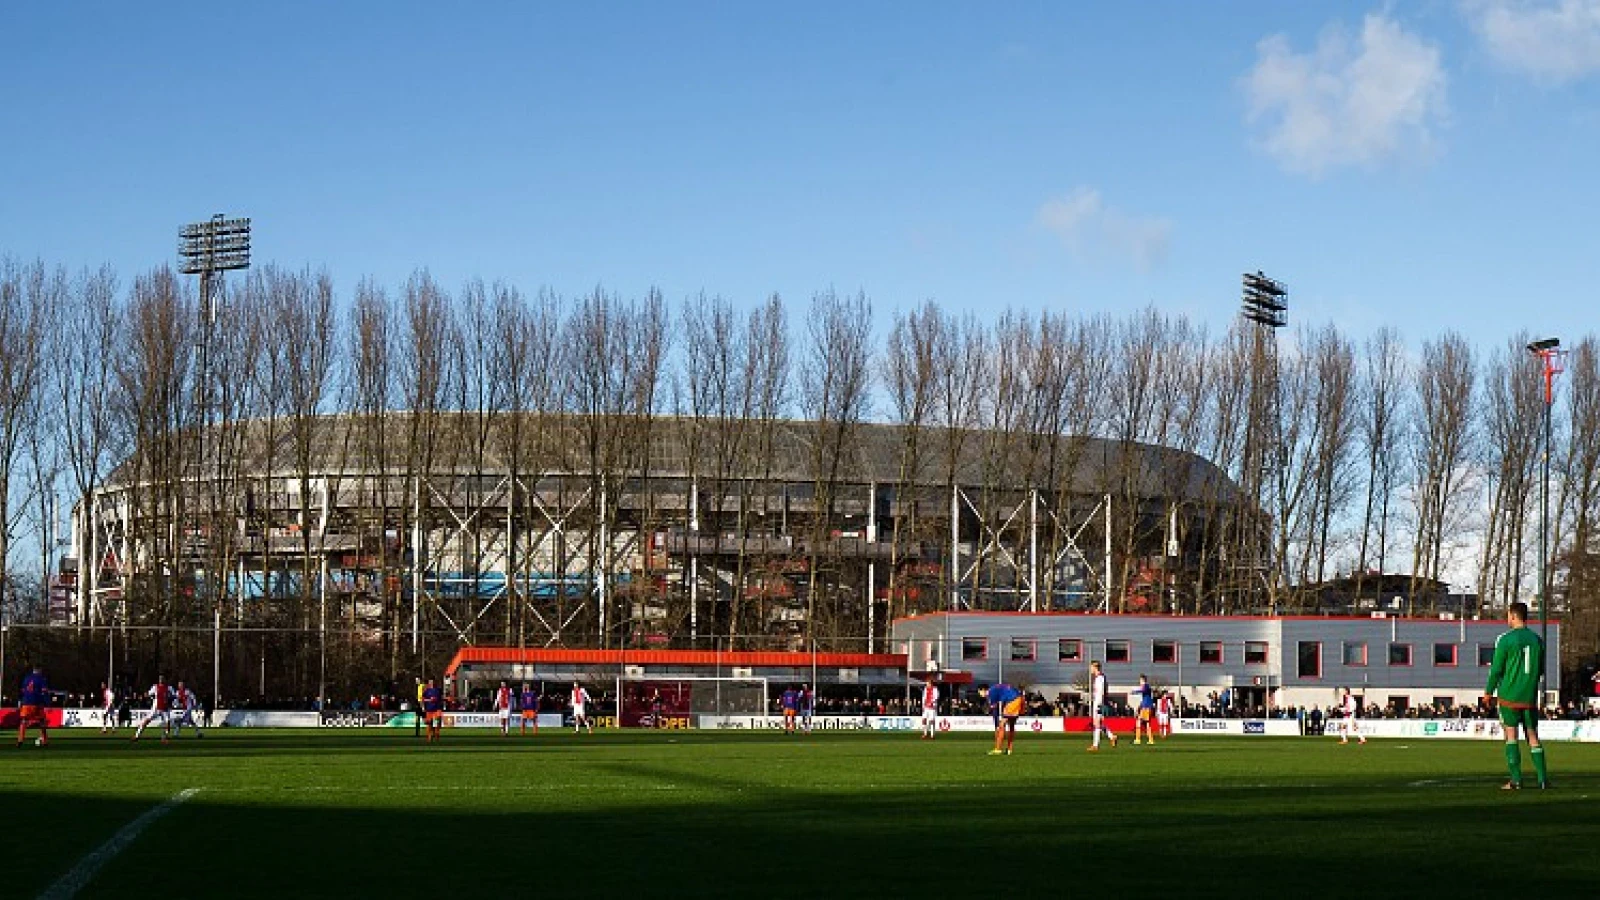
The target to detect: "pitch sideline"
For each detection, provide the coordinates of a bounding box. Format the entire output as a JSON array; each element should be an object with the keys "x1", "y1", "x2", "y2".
[{"x1": 36, "y1": 787, "x2": 201, "y2": 900}]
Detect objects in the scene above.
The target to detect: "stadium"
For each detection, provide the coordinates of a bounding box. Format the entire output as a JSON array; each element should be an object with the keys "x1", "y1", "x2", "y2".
[{"x1": 67, "y1": 412, "x2": 1254, "y2": 701}]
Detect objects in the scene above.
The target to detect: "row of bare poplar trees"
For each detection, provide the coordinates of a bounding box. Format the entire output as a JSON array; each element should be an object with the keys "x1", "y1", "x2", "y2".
[{"x1": 3, "y1": 255, "x2": 1598, "y2": 689}]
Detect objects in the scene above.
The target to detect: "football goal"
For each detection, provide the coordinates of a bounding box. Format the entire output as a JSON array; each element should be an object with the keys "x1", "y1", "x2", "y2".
[{"x1": 615, "y1": 675, "x2": 768, "y2": 728}]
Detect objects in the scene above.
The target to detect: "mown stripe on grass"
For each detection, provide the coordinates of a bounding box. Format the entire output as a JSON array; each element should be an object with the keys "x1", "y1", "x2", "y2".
[{"x1": 36, "y1": 787, "x2": 200, "y2": 900}]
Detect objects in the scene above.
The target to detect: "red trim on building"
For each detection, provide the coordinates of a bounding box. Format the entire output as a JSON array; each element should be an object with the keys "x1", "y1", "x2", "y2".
[
  {"x1": 444, "y1": 647, "x2": 908, "y2": 677},
  {"x1": 890, "y1": 610, "x2": 1546, "y2": 627}
]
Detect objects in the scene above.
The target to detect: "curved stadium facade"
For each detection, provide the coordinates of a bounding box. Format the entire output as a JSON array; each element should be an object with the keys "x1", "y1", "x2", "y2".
[{"x1": 73, "y1": 413, "x2": 1253, "y2": 653}]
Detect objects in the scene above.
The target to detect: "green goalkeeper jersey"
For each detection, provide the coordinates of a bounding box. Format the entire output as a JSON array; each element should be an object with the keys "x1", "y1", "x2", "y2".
[{"x1": 1485, "y1": 626, "x2": 1544, "y2": 707}]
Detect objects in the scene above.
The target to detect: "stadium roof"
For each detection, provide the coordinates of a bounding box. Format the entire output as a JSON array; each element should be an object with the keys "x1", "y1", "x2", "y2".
[{"x1": 107, "y1": 413, "x2": 1244, "y2": 504}]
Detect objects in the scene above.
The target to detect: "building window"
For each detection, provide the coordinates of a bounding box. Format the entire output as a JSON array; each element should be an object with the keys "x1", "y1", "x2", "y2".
[
  {"x1": 1106, "y1": 640, "x2": 1131, "y2": 663},
  {"x1": 1433, "y1": 643, "x2": 1458, "y2": 667},
  {"x1": 1388, "y1": 643, "x2": 1412, "y2": 667},
  {"x1": 1343, "y1": 642, "x2": 1368, "y2": 667},
  {"x1": 1433, "y1": 696, "x2": 1455, "y2": 711},
  {"x1": 1058, "y1": 639, "x2": 1082, "y2": 663},
  {"x1": 1477, "y1": 644, "x2": 1495, "y2": 667},
  {"x1": 1152, "y1": 640, "x2": 1177, "y2": 664},
  {"x1": 961, "y1": 637, "x2": 987, "y2": 662},
  {"x1": 1244, "y1": 641, "x2": 1268, "y2": 665},
  {"x1": 1010, "y1": 638, "x2": 1036, "y2": 662},
  {"x1": 1297, "y1": 641, "x2": 1321, "y2": 679},
  {"x1": 1199, "y1": 641, "x2": 1223, "y2": 664}
]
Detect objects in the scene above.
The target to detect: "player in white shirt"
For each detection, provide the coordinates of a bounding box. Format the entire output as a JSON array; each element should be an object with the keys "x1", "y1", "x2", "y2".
[
  {"x1": 494, "y1": 681, "x2": 513, "y2": 736},
  {"x1": 570, "y1": 682, "x2": 594, "y2": 734},
  {"x1": 99, "y1": 681, "x2": 117, "y2": 734},
  {"x1": 170, "y1": 680, "x2": 203, "y2": 738},
  {"x1": 132, "y1": 676, "x2": 173, "y2": 743},
  {"x1": 1338, "y1": 687, "x2": 1366, "y2": 744},
  {"x1": 1155, "y1": 692, "x2": 1173, "y2": 739},
  {"x1": 919, "y1": 680, "x2": 941, "y2": 740},
  {"x1": 1088, "y1": 661, "x2": 1119, "y2": 751}
]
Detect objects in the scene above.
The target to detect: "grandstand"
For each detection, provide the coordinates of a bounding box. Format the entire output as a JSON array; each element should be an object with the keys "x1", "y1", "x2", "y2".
[{"x1": 70, "y1": 413, "x2": 1252, "y2": 675}]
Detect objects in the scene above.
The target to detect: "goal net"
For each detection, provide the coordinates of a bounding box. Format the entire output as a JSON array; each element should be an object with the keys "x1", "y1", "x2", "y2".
[{"x1": 615, "y1": 676, "x2": 768, "y2": 728}]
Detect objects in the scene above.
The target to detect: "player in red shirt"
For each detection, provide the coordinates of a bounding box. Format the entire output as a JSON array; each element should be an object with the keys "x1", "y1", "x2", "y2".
[
  {"x1": 919, "y1": 680, "x2": 941, "y2": 740},
  {"x1": 1156, "y1": 692, "x2": 1173, "y2": 739},
  {"x1": 570, "y1": 682, "x2": 593, "y2": 734},
  {"x1": 493, "y1": 681, "x2": 513, "y2": 736},
  {"x1": 132, "y1": 676, "x2": 173, "y2": 743}
]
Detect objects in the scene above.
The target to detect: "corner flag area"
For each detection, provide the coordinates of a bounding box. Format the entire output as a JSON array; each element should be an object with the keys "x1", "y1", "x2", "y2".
[{"x1": 3, "y1": 731, "x2": 1598, "y2": 898}]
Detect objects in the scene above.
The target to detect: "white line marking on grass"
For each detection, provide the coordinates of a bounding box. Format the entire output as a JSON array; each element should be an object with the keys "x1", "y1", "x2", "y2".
[{"x1": 37, "y1": 788, "x2": 201, "y2": 900}]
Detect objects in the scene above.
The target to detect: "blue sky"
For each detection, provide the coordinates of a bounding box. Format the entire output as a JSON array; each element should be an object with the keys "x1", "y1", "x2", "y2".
[{"x1": 2, "y1": 1, "x2": 1597, "y2": 352}]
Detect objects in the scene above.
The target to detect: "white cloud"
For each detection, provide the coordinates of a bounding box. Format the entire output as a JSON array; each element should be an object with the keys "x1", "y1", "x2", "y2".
[
  {"x1": 1466, "y1": 0, "x2": 1600, "y2": 83},
  {"x1": 1243, "y1": 14, "x2": 1448, "y2": 177},
  {"x1": 1035, "y1": 187, "x2": 1172, "y2": 269}
]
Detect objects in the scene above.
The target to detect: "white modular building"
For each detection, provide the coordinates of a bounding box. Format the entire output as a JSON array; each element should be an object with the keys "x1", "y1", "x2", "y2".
[{"x1": 890, "y1": 611, "x2": 1562, "y2": 712}]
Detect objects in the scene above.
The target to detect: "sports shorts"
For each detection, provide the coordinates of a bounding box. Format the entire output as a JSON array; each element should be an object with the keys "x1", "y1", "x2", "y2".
[{"x1": 1497, "y1": 704, "x2": 1539, "y2": 735}]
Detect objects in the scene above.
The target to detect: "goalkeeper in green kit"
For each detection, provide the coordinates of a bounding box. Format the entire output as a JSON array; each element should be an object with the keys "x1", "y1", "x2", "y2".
[{"x1": 1483, "y1": 601, "x2": 1548, "y2": 790}]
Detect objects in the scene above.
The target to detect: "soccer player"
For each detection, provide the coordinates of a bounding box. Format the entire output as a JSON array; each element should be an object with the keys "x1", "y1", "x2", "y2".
[
  {"x1": 1156, "y1": 691, "x2": 1173, "y2": 739},
  {"x1": 1338, "y1": 687, "x2": 1365, "y2": 745},
  {"x1": 519, "y1": 683, "x2": 540, "y2": 735},
  {"x1": 16, "y1": 666, "x2": 51, "y2": 747},
  {"x1": 413, "y1": 677, "x2": 425, "y2": 738},
  {"x1": 421, "y1": 679, "x2": 443, "y2": 743},
  {"x1": 779, "y1": 685, "x2": 799, "y2": 734},
  {"x1": 99, "y1": 681, "x2": 118, "y2": 734},
  {"x1": 1485, "y1": 601, "x2": 1548, "y2": 790},
  {"x1": 1088, "y1": 661, "x2": 1118, "y2": 751},
  {"x1": 799, "y1": 683, "x2": 815, "y2": 734},
  {"x1": 980, "y1": 682, "x2": 1023, "y2": 755},
  {"x1": 494, "y1": 681, "x2": 513, "y2": 736},
  {"x1": 649, "y1": 689, "x2": 666, "y2": 729},
  {"x1": 570, "y1": 682, "x2": 593, "y2": 734},
  {"x1": 132, "y1": 675, "x2": 172, "y2": 743},
  {"x1": 171, "y1": 680, "x2": 203, "y2": 738},
  {"x1": 1130, "y1": 674, "x2": 1156, "y2": 745},
  {"x1": 919, "y1": 679, "x2": 941, "y2": 740}
]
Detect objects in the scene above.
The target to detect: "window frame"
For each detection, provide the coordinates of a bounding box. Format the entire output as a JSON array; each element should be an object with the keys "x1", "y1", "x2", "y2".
[
  {"x1": 1152, "y1": 639, "x2": 1178, "y2": 665},
  {"x1": 1342, "y1": 641, "x2": 1368, "y2": 667},
  {"x1": 1433, "y1": 642, "x2": 1458, "y2": 668},
  {"x1": 1105, "y1": 639, "x2": 1132, "y2": 664},
  {"x1": 1297, "y1": 640, "x2": 1322, "y2": 680},
  {"x1": 1387, "y1": 642, "x2": 1413, "y2": 667},
  {"x1": 1477, "y1": 643, "x2": 1495, "y2": 667},
  {"x1": 961, "y1": 637, "x2": 988, "y2": 662},
  {"x1": 1058, "y1": 638, "x2": 1083, "y2": 663},
  {"x1": 1009, "y1": 638, "x2": 1036, "y2": 663},
  {"x1": 1244, "y1": 641, "x2": 1269, "y2": 665},
  {"x1": 1199, "y1": 640, "x2": 1224, "y2": 665}
]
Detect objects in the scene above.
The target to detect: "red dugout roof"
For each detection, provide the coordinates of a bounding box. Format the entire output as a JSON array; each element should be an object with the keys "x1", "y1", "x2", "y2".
[{"x1": 445, "y1": 646, "x2": 907, "y2": 677}]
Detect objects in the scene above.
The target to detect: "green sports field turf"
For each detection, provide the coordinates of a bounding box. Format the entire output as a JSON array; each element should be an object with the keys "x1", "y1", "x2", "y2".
[{"x1": 2, "y1": 730, "x2": 1597, "y2": 899}]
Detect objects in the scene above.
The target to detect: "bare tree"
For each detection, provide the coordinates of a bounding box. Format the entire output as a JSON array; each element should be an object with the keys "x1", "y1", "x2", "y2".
[
  {"x1": 0, "y1": 260, "x2": 55, "y2": 625},
  {"x1": 799, "y1": 290, "x2": 873, "y2": 647},
  {"x1": 1477, "y1": 336, "x2": 1542, "y2": 613},
  {"x1": 1354, "y1": 328, "x2": 1409, "y2": 599},
  {"x1": 1409, "y1": 333, "x2": 1477, "y2": 606}
]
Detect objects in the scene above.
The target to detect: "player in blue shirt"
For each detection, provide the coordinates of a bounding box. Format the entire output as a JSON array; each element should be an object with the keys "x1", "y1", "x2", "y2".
[
  {"x1": 17, "y1": 666, "x2": 51, "y2": 747},
  {"x1": 421, "y1": 680, "x2": 443, "y2": 744},
  {"x1": 1130, "y1": 674, "x2": 1156, "y2": 745},
  {"x1": 980, "y1": 682, "x2": 1024, "y2": 756},
  {"x1": 799, "y1": 684, "x2": 815, "y2": 734},
  {"x1": 779, "y1": 687, "x2": 800, "y2": 734}
]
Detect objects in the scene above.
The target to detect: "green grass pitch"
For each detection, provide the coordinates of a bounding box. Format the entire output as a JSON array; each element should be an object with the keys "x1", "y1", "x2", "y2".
[{"x1": 3, "y1": 729, "x2": 1597, "y2": 898}]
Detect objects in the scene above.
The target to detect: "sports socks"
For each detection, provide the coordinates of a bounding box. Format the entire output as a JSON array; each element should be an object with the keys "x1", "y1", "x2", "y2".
[
  {"x1": 1504, "y1": 742, "x2": 1522, "y2": 785},
  {"x1": 1530, "y1": 746, "x2": 1547, "y2": 785}
]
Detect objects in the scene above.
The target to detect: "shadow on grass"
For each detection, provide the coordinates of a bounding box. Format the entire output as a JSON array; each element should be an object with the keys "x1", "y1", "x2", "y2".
[{"x1": 3, "y1": 775, "x2": 1596, "y2": 900}]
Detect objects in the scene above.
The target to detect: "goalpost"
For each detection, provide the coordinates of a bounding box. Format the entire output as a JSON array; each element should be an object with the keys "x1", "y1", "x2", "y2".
[{"x1": 614, "y1": 674, "x2": 769, "y2": 728}]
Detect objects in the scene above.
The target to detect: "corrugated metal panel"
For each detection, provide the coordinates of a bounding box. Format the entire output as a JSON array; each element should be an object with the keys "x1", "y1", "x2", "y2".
[{"x1": 445, "y1": 646, "x2": 907, "y2": 676}]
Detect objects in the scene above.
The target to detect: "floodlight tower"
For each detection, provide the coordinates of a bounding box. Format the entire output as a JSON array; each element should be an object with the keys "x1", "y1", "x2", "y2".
[
  {"x1": 1526, "y1": 337, "x2": 1562, "y2": 661},
  {"x1": 179, "y1": 214, "x2": 250, "y2": 709},
  {"x1": 1239, "y1": 271, "x2": 1288, "y2": 614}
]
